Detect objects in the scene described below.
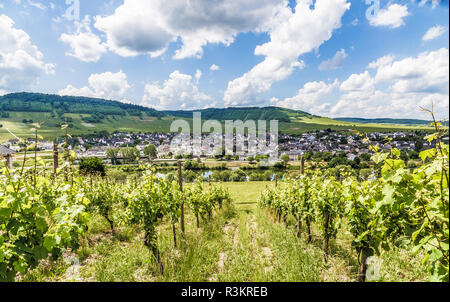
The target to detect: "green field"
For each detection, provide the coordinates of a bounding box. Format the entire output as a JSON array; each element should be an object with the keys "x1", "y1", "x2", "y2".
[
  {"x1": 0, "y1": 111, "x2": 433, "y2": 143},
  {"x1": 0, "y1": 112, "x2": 176, "y2": 142}
]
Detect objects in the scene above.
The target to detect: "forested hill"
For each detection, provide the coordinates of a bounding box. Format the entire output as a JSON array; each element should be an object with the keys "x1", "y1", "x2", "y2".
[
  {"x1": 0, "y1": 93, "x2": 311, "y2": 122},
  {"x1": 0, "y1": 92, "x2": 164, "y2": 117},
  {"x1": 163, "y1": 107, "x2": 314, "y2": 123}
]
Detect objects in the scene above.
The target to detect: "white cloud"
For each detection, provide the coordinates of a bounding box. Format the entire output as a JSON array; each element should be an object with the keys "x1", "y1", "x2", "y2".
[
  {"x1": 418, "y1": 0, "x2": 441, "y2": 8},
  {"x1": 367, "y1": 54, "x2": 395, "y2": 69},
  {"x1": 142, "y1": 70, "x2": 214, "y2": 110},
  {"x1": 60, "y1": 16, "x2": 107, "y2": 63},
  {"x1": 58, "y1": 71, "x2": 131, "y2": 100},
  {"x1": 270, "y1": 80, "x2": 339, "y2": 115},
  {"x1": 94, "y1": 0, "x2": 284, "y2": 60},
  {"x1": 274, "y1": 49, "x2": 449, "y2": 119},
  {"x1": 195, "y1": 69, "x2": 202, "y2": 81},
  {"x1": 210, "y1": 64, "x2": 220, "y2": 71},
  {"x1": 333, "y1": 48, "x2": 449, "y2": 118},
  {"x1": 318, "y1": 49, "x2": 347, "y2": 70},
  {"x1": 0, "y1": 14, "x2": 55, "y2": 91},
  {"x1": 223, "y1": 0, "x2": 350, "y2": 106},
  {"x1": 422, "y1": 25, "x2": 447, "y2": 41},
  {"x1": 374, "y1": 48, "x2": 449, "y2": 94},
  {"x1": 340, "y1": 71, "x2": 374, "y2": 92},
  {"x1": 27, "y1": 0, "x2": 46, "y2": 10},
  {"x1": 369, "y1": 4, "x2": 409, "y2": 29}
]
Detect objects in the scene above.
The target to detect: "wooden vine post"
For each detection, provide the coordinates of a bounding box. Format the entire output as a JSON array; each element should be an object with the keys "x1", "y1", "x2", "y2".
[
  {"x1": 178, "y1": 160, "x2": 185, "y2": 236},
  {"x1": 358, "y1": 250, "x2": 368, "y2": 282},
  {"x1": 300, "y1": 154, "x2": 305, "y2": 175},
  {"x1": 296, "y1": 154, "x2": 304, "y2": 237},
  {"x1": 53, "y1": 142, "x2": 58, "y2": 175},
  {"x1": 274, "y1": 174, "x2": 281, "y2": 222}
]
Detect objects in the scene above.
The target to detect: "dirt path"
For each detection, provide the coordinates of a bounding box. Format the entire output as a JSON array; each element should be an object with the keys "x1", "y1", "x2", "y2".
[{"x1": 208, "y1": 201, "x2": 276, "y2": 282}]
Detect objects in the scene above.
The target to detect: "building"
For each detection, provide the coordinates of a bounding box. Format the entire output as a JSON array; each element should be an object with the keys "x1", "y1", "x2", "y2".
[{"x1": 0, "y1": 145, "x2": 16, "y2": 170}]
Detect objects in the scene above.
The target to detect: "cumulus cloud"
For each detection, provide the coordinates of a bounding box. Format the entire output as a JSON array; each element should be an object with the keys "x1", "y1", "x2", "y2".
[
  {"x1": 374, "y1": 48, "x2": 449, "y2": 94},
  {"x1": 60, "y1": 16, "x2": 107, "y2": 62},
  {"x1": 367, "y1": 54, "x2": 395, "y2": 69},
  {"x1": 0, "y1": 14, "x2": 55, "y2": 91},
  {"x1": 142, "y1": 70, "x2": 214, "y2": 110},
  {"x1": 270, "y1": 80, "x2": 339, "y2": 115},
  {"x1": 58, "y1": 71, "x2": 131, "y2": 100},
  {"x1": 340, "y1": 71, "x2": 374, "y2": 92},
  {"x1": 94, "y1": 0, "x2": 284, "y2": 60},
  {"x1": 333, "y1": 48, "x2": 449, "y2": 118},
  {"x1": 223, "y1": 0, "x2": 350, "y2": 106},
  {"x1": 422, "y1": 25, "x2": 447, "y2": 41},
  {"x1": 318, "y1": 49, "x2": 347, "y2": 71},
  {"x1": 274, "y1": 48, "x2": 449, "y2": 119},
  {"x1": 210, "y1": 64, "x2": 221, "y2": 71},
  {"x1": 369, "y1": 4, "x2": 409, "y2": 28}
]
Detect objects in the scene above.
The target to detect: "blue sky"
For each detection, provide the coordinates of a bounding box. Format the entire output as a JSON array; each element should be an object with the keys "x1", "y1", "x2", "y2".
[{"x1": 0, "y1": 0, "x2": 448, "y2": 119}]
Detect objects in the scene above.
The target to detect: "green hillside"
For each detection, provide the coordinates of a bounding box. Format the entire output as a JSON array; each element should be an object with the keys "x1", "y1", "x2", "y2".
[
  {"x1": 0, "y1": 92, "x2": 434, "y2": 142},
  {"x1": 335, "y1": 117, "x2": 449, "y2": 126},
  {"x1": 164, "y1": 107, "x2": 311, "y2": 122}
]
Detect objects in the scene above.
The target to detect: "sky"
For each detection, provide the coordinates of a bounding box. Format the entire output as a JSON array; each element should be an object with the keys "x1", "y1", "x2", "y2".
[{"x1": 0, "y1": 0, "x2": 448, "y2": 119}]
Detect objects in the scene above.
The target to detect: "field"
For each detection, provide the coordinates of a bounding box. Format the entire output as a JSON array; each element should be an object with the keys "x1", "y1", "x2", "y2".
[{"x1": 0, "y1": 112, "x2": 176, "y2": 142}]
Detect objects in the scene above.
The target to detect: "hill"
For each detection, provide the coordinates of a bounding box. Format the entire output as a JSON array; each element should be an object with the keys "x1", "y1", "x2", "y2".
[
  {"x1": 0, "y1": 92, "x2": 433, "y2": 142},
  {"x1": 164, "y1": 107, "x2": 317, "y2": 122},
  {"x1": 0, "y1": 92, "x2": 163, "y2": 118},
  {"x1": 335, "y1": 117, "x2": 449, "y2": 126}
]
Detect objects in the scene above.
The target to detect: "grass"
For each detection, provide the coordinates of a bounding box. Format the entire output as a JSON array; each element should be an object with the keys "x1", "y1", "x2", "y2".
[{"x1": 18, "y1": 181, "x2": 429, "y2": 282}]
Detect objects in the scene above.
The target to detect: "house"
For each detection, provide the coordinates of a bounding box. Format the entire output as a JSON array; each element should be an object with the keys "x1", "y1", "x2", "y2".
[{"x1": 0, "y1": 145, "x2": 16, "y2": 170}]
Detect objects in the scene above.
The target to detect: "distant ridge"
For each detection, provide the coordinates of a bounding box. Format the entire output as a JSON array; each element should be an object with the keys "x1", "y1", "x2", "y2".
[
  {"x1": 163, "y1": 107, "x2": 313, "y2": 123},
  {"x1": 0, "y1": 92, "x2": 164, "y2": 117},
  {"x1": 335, "y1": 117, "x2": 449, "y2": 126}
]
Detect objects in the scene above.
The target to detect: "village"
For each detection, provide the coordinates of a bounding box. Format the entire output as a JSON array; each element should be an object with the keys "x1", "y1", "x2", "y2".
[{"x1": 1, "y1": 129, "x2": 441, "y2": 168}]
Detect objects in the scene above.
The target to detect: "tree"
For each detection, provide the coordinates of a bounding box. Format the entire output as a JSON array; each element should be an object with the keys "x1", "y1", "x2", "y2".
[
  {"x1": 304, "y1": 151, "x2": 313, "y2": 161},
  {"x1": 79, "y1": 157, "x2": 106, "y2": 176},
  {"x1": 230, "y1": 168, "x2": 247, "y2": 182},
  {"x1": 121, "y1": 147, "x2": 140, "y2": 164},
  {"x1": 360, "y1": 153, "x2": 372, "y2": 162},
  {"x1": 400, "y1": 150, "x2": 409, "y2": 162},
  {"x1": 414, "y1": 140, "x2": 424, "y2": 153},
  {"x1": 106, "y1": 148, "x2": 120, "y2": 165},
  {"x1": 144, "y1": 144, "x2": 157, "y2": 160},
  {"x1": 281, "y1": 154, "x2": 290, "y2": 167}
]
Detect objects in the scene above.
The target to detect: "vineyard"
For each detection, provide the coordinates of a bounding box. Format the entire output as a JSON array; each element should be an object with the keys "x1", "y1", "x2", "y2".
[
  {"x1": 0, "y1": 118, "x2": 448, "y2": 283},
  {"x1": 259, "y1": 120, "x2": 449, "y2": 282}
]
